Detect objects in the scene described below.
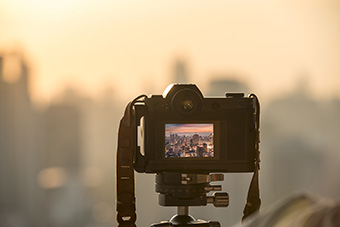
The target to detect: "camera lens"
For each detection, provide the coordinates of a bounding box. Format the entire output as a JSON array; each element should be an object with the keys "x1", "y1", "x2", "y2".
[{"x1": 180, "y1": 99, "x2": 194, "y2": 112}]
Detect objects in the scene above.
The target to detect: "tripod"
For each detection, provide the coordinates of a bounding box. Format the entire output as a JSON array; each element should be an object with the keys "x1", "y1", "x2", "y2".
[{"x1": 150, "y1": 172, "x2": 229, "y2": 227}]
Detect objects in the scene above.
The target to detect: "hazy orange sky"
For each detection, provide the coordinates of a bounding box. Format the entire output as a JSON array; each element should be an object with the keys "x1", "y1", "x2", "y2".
[
  {"x1": 166, "y1": 124, "x2": 213, "y2": 135},
  {"x1": 1, "y1": 0, "x2": 339, "y2": 104}
]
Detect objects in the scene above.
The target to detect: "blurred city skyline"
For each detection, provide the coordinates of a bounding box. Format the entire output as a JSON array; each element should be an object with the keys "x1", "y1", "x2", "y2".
[
  {"x1": 1, "y1": 49, "x2": 340, "y2": 227},
  {"x1": 1, "y1": 1, "x2": 340, "y2": 227},
  {"x1": 1, "y1": 0, "x2": 340, "y2": 105}
]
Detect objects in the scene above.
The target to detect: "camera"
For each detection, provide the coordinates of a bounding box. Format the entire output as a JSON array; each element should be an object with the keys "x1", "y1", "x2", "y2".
[
  {"x1": 133, "y1": 84, "x2": 258, "y2": 174},
  {"x1": 116, "y1": 84, "x2": 260, "y2": 226}
]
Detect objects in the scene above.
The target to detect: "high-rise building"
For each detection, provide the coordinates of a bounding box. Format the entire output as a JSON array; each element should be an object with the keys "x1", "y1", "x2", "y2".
[
  {"x1": 192, "y1": 134, "x2": 200, "y2": 146},
  {"x1": 172, "y1": 59, "x2": 189, "y2": 84},
  {"x1": 0, "y1": 52, "x2": 91, "y2": 227},
  {"x1": 0, "y1": 53, "x2": 44, "y2": 226}
]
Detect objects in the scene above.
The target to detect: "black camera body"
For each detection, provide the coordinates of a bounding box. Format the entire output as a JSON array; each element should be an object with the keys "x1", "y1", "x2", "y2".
[{"x1": 134, "y1": 84, "x2": 257, "y2": 174}]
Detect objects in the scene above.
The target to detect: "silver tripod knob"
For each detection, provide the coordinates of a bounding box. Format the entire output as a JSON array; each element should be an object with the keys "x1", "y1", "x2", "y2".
[{"x1": 207, "y1": 192, "x2": 229, "y2": 207}]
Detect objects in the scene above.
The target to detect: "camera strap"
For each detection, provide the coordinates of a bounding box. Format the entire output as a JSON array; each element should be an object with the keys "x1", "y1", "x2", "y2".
[
  {"x1": 116, "y1": 101, "x2": 136, "y2": 227},
  {"x1": 116, "y1": 95, "x2": 147, "y2": 227},
  {"x1": 242, "y1": 94, "x2": 261, "y2": 220}
]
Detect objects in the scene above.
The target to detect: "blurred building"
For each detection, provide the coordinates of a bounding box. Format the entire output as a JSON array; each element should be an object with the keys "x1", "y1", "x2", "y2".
[
  {"x1": 39, "y1": 94, "x2": 90, "y2": 226},
  {"x1": 207, "y1": 78, "x2": 250, "y2": 96},
  {"x1": 261, "y1": 80, "x2": 340, "y2": 203},
  {"x1": 172, "y1": 59, "x2": 189, "y2": 84},
  {"x1": 0, "y1": 52, "x2": 107, "y2": 227},
  {"x1": 0, "y1": 53, "x2": 44, "y2": 226}
]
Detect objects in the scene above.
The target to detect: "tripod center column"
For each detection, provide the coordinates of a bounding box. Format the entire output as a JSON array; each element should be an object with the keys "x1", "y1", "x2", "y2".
[{"x1": 177, "y1": 206, "x2": 189, "y2": 215}]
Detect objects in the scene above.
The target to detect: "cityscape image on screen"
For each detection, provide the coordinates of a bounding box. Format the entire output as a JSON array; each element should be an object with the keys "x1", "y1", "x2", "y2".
[{"x1": 165, "y1": 124, "x2": 214, "y2": 158}]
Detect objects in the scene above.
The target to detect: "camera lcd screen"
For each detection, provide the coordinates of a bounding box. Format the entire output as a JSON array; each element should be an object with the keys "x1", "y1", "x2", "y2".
[{"x1": 165, "y1": 124, "x2": 214, "y2": 158}]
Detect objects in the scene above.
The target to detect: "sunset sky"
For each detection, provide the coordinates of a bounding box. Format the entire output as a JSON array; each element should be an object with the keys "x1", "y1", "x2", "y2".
[
  {"x1": 1, "y1": 0, "x2": 339, "y2": 104},
  {"x1": 166, "y1": 124, "x2": 213, "y2": 136}
]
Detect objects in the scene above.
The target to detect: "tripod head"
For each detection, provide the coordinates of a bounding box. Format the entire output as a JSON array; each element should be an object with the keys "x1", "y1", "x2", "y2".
[
  {"x1": 156, "y1": 172, "x2": 229, "y2": 207},
  {"x1": 151, "y1": 172, "x2": 229, "y2": 226}
]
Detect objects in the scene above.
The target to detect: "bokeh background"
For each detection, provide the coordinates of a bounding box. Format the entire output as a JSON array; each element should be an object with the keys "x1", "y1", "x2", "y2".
[{"x1": 1, "y1": 1, "x2": 340, "y2": 226}]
